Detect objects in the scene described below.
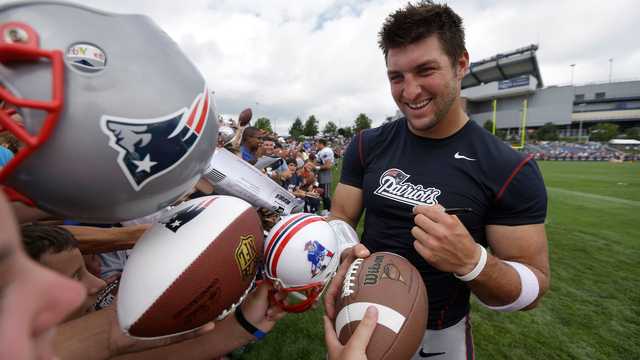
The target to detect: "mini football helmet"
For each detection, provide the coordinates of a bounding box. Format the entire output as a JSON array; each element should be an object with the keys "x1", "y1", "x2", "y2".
[
  {"x1": 263, "y1": 213, "x2": 339, "y2": 313},
  {"x1": 0, "y1": 1, "x2": 217, "y2": 222},
  {"x1": 218, "y1": 125, "x2": 236, "y2": 144}
]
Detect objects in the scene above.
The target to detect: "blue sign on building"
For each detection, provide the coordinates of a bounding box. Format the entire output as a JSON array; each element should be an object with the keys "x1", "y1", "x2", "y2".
[{"x1": 499, "y1": 75, "x2": 530, "y2": 90}]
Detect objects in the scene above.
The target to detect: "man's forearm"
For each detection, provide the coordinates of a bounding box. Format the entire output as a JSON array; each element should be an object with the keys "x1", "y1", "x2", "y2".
[
  {"x1": 55, "y1": 309, "x2": 113, "y2": 360},
  {"x1": 467, "y1": 253, "x2": 548, "y2": 310},
  {"x1": 111, "y1": 312, "x2": 255, "y2": 360},
  {"x1": 63, "y1": 225, "x2": 149, "y2": 254}
]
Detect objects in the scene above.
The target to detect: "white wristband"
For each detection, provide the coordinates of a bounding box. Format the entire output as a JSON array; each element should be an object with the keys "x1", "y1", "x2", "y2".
[
  {"x1": 478, "y1": 261, "x2": 540, "y2": 312},
  {"x1": 454, "y1": 243, "x2": 487, "y2": 282}
]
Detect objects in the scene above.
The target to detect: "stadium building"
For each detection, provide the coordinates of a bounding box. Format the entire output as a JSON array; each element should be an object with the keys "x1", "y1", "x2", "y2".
[{"x1": 461, "y1": 45, "x2": 640, "y2": 141}]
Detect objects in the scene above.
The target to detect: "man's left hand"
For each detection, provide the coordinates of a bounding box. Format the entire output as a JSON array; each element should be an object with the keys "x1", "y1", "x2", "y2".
[{"x1": 411, "y1": 205, "x2": 480, "y2": 276}]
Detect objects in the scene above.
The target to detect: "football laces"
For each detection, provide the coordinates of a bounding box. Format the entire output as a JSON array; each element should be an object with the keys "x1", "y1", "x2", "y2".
[
  {"x1": 216, "y1": 277, "x2": 256, "y2": 321},
  {"x1": 341, "y1": 258, "x2": 363, "y2": 298}
]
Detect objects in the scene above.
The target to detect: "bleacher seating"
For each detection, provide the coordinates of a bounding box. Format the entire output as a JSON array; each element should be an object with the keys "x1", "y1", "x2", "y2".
[{"x1": 523, "y1": 141, "x2": 638, "y2": 161}]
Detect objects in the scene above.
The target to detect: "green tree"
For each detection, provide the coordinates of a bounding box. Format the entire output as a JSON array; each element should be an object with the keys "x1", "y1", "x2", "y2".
[
  {"x1": 590, "y1": 122, "x2": 619, "y2": 142},
  {"x1": 495, "y1": 129, "x2": 507, "y2": 140},
  {"x1": 254, "y1": 117, "x2": 273, "y2": 133},
  {"x1": 322, "y1": 121, "x2": 338, "y2": 137},
  {"x1": 338, "y1": 126, "x2": 354, "y2": 139},
  {"x1": 354, "y1": 113, "x2": 372, "y2": 132},
  {"x1": 624, "y1": 127, "x2": 640, "y2": 140},
  {"x1": 534, "y1": 122, "x2": 559, "y2": 141},
  {"x1": 289, "y1": 117, "x2": 304, "y2": 140},
  {"x1": 303, "y1": 115, "x2": 319, "y2": 137}
]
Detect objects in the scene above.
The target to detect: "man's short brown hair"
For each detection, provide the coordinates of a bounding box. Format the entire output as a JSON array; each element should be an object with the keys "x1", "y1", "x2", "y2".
[{"x1": 378, "y1": 1, "x2": 466, "y2": 67}]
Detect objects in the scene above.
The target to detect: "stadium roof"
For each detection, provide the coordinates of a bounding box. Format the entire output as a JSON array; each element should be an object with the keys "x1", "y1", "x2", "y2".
[
  {"x1": 609, "y1": 139, "x2": 640, "y2": 145},
  {"x1": 462, "y1": 44, "x2": 543, "y2": 90}
]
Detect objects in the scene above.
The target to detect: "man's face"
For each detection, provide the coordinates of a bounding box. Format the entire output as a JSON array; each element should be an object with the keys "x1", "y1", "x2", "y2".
[
  {"x1": 386, "y1": 35, "x2": 468, "y2": 136},
  {"x1": 0, "y1": 194, "x2": 86, "y2": 360},
  {"x1": 40, "y1": 248, "x2": 106, "y2": 321},
  {"x1": 245, "y1": 133, "x2": 261, "y2": 151},
  {"x1": 262, "y1": 140, "x2": 275, "y2": 156}
]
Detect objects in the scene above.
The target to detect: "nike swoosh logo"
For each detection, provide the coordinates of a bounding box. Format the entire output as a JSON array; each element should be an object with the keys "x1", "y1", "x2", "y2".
[
  {"x1": 454, "y1": 152, "x2": 476, "y2": 161},
  {"x1": 419, "y1": 348, "x2": 446, "y2": 358}
]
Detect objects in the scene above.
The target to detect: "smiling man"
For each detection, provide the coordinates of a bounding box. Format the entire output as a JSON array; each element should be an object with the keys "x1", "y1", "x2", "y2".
[{"x1": 324, "y1": 2, "x2": 550, "y2": 359}]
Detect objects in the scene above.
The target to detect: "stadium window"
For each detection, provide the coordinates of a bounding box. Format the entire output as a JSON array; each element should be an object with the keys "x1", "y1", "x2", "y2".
[
  {"x1": 574, "y1": 94, "x2": 585, "y2": 101},
  {"x1": 595, "y1": 92, "x2": 606, "y2": 99}
]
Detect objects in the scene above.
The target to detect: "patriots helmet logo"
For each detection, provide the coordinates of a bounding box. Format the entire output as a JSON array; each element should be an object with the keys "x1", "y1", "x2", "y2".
[
  {"x1": 100, "y1": 88, "x2": 211, "y2": 191},
  {"x1": 304, "y1": 240, "x2": 335, "y2": 278},
  {"x1": 161, "y1": 197, "x2": 216, "y2": 233}
]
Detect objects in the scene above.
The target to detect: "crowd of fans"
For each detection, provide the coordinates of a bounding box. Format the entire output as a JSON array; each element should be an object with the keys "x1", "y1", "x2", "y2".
[
  {"x1": 219, "y1": 116, "x2": 347, "y2": 217},
  {"x1": 0, "y1": 84, "x2": 346, "y2": 358},
  {"x1": 523, "y1": 141, "x2": 639, "y2": 161},
  {"x1": 0, "y1": 106, "x2": 348, "y2": 359}
]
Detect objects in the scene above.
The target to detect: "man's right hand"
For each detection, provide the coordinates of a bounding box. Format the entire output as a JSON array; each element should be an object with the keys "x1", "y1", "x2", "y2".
[{"x1": 323, "y1": 243, "x2": 370, "y2": 320}]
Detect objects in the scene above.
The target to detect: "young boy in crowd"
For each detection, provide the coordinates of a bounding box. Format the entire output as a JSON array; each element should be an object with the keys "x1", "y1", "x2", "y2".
[{"x1": 21, "y1": 224, "x2": 107, "y2": 321}]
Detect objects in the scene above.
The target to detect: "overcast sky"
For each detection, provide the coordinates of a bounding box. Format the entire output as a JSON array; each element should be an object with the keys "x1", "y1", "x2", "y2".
[{"x1": 77, "y1": 0, "x2": 639, "y2": 134}]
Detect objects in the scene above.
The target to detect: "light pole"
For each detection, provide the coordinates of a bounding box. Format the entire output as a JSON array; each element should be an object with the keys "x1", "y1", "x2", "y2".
[
  {"x1": 609, "y1": 58, "x2": 613, "y2": 83},
  {"x1": 570, "y1": 63, "x2": 576, "y2": 85},
  {"x1": 577, "y1": 103, "x2": 586, "y2": 143}
]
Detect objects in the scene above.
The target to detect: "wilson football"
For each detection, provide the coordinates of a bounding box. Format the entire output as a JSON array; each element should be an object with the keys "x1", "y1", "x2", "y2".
[
  {"x1": 335, "y1": 252, "x2": 428, "y2": 360},
  {"x1": 117, "y1": 195, "x2": 263, "y2": 338}
]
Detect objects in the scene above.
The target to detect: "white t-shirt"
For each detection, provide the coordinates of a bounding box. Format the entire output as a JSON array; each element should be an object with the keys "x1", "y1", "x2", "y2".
[{"x1": 317, "y1": 147, "x2": 334, "y2": 184}]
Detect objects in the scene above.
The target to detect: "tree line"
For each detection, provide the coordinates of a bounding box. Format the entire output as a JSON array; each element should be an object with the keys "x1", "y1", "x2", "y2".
[
  {"x1": 253, "y1": 113, "x2": 375, "y2": 140},
  {"x1": 482, "y1": 120, "x2": 639, "y2": 143}
]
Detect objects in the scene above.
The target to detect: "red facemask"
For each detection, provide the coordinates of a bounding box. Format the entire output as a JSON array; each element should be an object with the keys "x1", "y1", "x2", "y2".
[{"x1": 0, "y1": 21, "x2": 64, "y2": 204}]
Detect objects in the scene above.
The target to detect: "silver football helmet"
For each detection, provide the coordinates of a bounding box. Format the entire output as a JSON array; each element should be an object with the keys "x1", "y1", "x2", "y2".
[{"x1": 0, "y1": 1, "x2": 218, "y2": 222}]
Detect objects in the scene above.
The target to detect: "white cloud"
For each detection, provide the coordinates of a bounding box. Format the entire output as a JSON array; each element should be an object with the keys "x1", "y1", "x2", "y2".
[{"x1": 64, "y1": 0, "x2": 640, "y2": 133}]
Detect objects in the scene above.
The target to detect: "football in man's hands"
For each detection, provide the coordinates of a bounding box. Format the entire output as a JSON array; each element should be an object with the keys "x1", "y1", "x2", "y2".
[
  {"x1": 117, "y1": 195, "x2": 263, "y2": 338},
  {"x1": 335, "y1": 252, "x2": 428, "y2": 360},
  {"x1": 238, "y1": 108, "x2": 252, "y2": 126}
]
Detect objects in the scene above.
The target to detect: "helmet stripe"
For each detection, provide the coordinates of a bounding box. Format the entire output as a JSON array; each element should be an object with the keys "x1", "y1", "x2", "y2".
[
  {"x1": 265, "y1": 214, "x2": 314, "y2": 270},
  {"x1": 269, "y1": 216, "x2": 324, "y2": 279},
  {"x1": 194, "y1": 91, "x2": 209, "y2": 135},
  {"x1": 265, "y1": 213, "x2": 309, "y2": 257},
  {"x1": 185, "y1": 95, "x2": 200, "y2": 128}
]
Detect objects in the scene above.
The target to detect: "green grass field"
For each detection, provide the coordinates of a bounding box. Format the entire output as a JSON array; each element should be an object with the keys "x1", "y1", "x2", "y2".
[{"x1": 238, "y1": 161, "x2": 640, "y2": 360}]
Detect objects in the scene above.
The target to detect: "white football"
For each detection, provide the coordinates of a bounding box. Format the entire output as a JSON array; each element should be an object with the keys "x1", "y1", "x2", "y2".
[{"x1": 117, "y1": 195, "x2": 263, "y2": 338}]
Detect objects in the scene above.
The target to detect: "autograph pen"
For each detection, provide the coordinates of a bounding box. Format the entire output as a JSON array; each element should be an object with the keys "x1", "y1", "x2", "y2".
[{"x1": 444, "y1": 207, "x2": 474, "y2": 215}]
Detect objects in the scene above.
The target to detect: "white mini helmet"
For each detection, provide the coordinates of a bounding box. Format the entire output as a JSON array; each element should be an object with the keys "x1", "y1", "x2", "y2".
[{"x1": 263, "y1": 213, "x2": 339, "y2": 312}]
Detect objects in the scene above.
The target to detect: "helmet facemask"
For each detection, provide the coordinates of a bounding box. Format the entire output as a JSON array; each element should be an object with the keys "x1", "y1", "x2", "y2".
[
  {"x1": 265, "y1": 262, "x2": 337, "y2": 313},
  {"x1": 0, "y1": 22, "x2": 64, "y2": 199},
  {"x1": 263, "y1": 213, "x2": 340, "y2": 313}
]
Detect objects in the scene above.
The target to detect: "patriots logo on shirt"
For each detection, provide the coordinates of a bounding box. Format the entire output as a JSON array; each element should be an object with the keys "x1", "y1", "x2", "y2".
[
  {"x1": 374, "y1": 168, "x2": 441, "y2": 207},
  {"x1": 100, "y1": 89, "x2": 210, "y2": 191},
  {"x1": 161, "y1": 197, "x2": 216, "y2": 233}
]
